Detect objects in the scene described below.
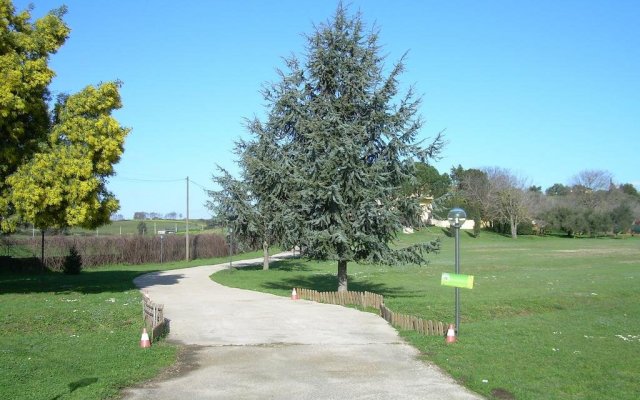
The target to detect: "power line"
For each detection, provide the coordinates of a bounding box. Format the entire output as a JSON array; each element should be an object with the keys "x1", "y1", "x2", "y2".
[
  {"x1": 189, "y1": 179, "x2": 213, "y2": 192},
  {"x1": 114, "y1": 176, "x2": 185, "y2": 183},
  {"x1": 113, "y1": 176, "x2": 214, "y2": 192}
]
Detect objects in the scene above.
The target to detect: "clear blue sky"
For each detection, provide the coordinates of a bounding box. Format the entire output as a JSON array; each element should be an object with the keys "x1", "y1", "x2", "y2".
[{"x1": 16, "y1": 0, "x2": 640, "y2": 219}]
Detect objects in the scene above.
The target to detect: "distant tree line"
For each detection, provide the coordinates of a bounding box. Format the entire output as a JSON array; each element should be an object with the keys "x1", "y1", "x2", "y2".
[
  {"x1": 132, "y1": 211, "x2": 183, "y2": 220},
  {"x1": 432, "y1": 167, "x2": 639, "y2": 238}
]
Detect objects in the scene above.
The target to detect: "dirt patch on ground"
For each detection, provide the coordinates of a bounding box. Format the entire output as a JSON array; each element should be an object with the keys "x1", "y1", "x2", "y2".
[{"x1": 491, "y1": 387, "x2": 515, "y2": 399}]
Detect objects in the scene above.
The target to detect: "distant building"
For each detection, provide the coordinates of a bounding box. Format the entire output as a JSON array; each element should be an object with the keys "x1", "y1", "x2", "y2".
[
  {"x1": 419, "y1": 196, "x2": 434, "y2": 225},
  {"x1": 419, "y1": 196, "x2": 475, "y2": 230}
]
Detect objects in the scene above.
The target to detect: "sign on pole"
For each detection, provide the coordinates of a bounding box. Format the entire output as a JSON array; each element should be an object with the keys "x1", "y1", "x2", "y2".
[{"x1": 441, "y1": 273, "x2": 474, "y2": 289}]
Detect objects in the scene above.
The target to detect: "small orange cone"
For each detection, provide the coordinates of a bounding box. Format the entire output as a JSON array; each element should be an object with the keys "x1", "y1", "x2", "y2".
[
  {"x1": 291, "y1": 288, "x2": 298, "y2": 300},
  {"x1": 445, "y1": 324, "x2": 456, "y2": 344},
  {"x1": 140, "y1": 328, "x2": 151, "y2": 348}
]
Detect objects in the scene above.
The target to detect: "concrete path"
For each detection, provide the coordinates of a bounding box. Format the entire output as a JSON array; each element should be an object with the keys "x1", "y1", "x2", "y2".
[{"x1": 121, "y1": 253, "x2": 483, "y2": 399}]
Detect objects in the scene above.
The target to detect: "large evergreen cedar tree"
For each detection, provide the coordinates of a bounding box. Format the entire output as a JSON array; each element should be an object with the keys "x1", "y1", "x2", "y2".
[
  {"x1": 0, "y1": 1, "x2": 69, "y2": 229},
  {"x1": 8, "y1": 82, "x2": 129, "y2": 230},
  {"x1": 214, "y1": 6, "x2": 443, "y2": 291}
]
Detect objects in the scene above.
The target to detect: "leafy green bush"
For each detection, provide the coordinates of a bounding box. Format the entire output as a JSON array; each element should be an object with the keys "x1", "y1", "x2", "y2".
[{"x1": 517, "y1": 220, "x2": 534, "y2": 235}]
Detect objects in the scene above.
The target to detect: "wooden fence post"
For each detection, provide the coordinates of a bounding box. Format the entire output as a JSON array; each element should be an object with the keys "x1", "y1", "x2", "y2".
[{"x1": 293, "y1": 287, "x2": 446, "y2": 336}]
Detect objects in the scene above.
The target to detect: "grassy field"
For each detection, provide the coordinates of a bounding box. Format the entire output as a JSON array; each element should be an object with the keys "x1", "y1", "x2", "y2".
[
  {"x1": 11, "y1": 219, "x2": 214, "y2": 237},
  {"x1": 71, "y1": 219, "x2": 213, "y2": 236},
  {"x1": 212, "y1": 228, "x2": 640, "y2": 400},
  {"x1": 0, "y1": 250, "x2": 265, "y2": 400},
  {"x1": 3, "y1": 230, "x2": 637, "y2": 399}
]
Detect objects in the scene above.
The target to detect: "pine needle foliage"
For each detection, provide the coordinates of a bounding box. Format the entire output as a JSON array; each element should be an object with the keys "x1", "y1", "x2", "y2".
[
  {"x1": 215, "y1": 4, "x2": 444, "y2": 290},
  {"x1": 62, "y1": 245, "x2": 83, "y2": 274}
]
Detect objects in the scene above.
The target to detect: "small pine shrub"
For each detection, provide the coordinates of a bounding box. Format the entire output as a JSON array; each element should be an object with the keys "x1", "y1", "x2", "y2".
[
  {"x1": 137, "y1": 221, "x2": 147, "y2": 235},
  {"x1": 63, "y1": 246, "x2": 83, "y2": 274}
]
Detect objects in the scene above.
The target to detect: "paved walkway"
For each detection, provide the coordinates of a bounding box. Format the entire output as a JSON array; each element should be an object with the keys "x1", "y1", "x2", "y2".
[{"x1": 121, "y1": 253, "x2": 483, "y2": 399}]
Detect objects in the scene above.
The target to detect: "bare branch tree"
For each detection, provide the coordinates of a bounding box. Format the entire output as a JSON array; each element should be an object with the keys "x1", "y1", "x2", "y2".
[
  {"x1": 571, "y1": 169, "x2": 613, "y2": 191},
  {"x1": 484, "y1": 167, "x2": 531, "y2": 239}
]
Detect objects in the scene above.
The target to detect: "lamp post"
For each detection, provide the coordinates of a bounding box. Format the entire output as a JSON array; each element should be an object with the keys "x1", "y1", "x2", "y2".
[
  {"x1": 160, "y1": 233, "x2": 164, "y2": 264},
  {"x1": 447, "y1": 207, "x2": 466, "y2": 333}
]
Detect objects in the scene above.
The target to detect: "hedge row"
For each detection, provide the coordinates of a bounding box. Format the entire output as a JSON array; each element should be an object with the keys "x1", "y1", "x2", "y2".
[{"x1": 1, "y1": 234, "x2": 229, "y2": 271}]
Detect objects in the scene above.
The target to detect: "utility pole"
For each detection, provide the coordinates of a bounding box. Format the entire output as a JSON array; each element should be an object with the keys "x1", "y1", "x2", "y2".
[{"x1": 186, "y1": 176, "x2": 190, "y2": 261}]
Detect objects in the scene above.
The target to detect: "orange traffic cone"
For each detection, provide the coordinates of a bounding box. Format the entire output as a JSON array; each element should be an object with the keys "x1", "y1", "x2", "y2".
[
  {"x1": 140, "y1": 328, "x2": 151, "y2": 348},
  {"x1": 445, "y1": 324, "x2": 456, "y2": 344},
  {"x1": 291, "y1": 288, "x2": 298, "y2": 300}
]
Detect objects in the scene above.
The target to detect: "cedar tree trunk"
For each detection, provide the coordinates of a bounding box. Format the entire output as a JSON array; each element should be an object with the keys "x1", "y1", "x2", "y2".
[
  {"x1": 263, "y1": 240, "x2": 269, "y2": 270},
  {"x1": 337, "y1": 260, "x2": 348, "y2": 292}
]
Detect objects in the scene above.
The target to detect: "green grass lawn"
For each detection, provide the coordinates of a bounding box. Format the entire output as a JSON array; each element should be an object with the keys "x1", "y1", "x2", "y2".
[
  {"x1": 3, "y1": 231, "x2": 637, "y2": 399},
  {"x1": 212, "y1": 228, "x2": 640, "y2": 400},
  {"x1": 0, "y1": 250, "x2": 266, "y2": 400}
]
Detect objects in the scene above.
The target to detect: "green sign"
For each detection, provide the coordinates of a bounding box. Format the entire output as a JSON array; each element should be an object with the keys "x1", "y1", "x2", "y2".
[{"x1": 441, "y1": 273, "x2": 474, "y2": 289}]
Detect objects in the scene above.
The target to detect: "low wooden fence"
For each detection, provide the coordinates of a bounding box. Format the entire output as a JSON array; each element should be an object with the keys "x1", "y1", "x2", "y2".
[
  {"x1": 295, "y1": 288, "x2": 447, "y2": 336},
  {"x1": 142, "y1": 293, "x2": 167, "y2": 342},
  {"x1": 296, "y1": 288, "x2": 383, "y2": 309},
  {"x1": 379, "y1": 304, "x2": 446, "y2": 336}
]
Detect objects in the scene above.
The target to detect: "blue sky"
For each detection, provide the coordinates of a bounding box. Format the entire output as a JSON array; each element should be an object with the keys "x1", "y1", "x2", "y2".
[{"x1": 16, "y1": 0, "x2": 639, "y2": 219}]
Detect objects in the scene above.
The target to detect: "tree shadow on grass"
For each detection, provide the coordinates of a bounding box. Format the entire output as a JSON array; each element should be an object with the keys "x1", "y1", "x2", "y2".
[
  {"x1": 0, "y1": 269, "x2": 160, "y2": 295},
  {"x1": 48, "y1": 377, "x2": 99, "y2": 400},
  {"x1": 260, "y1": 259, "x2": 407, "y2": 298},
  {"x1": 441, "y1": 228, "x2": 478, "y2": 239},
  {"x1": 260, "y1": 275, "x2": 406, "y2": 297},
  {"x1": 440, "y1": 228, "x2": 453, "y2": 237},
  {"x1": 232, "y1": 258, "x2": 314, "y2": 273},
  {"x1": 223, "y1": 257, "x2": 427, "y2": 301},
  {"x1": 269, "y1": 259, "x2": 315, "y2": 272},
  {"x1": 69, "y1": 377, "x2": 98, "y2": 393}
]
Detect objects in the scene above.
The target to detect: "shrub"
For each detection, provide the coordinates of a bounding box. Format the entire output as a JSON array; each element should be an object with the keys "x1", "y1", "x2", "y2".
[
  {"x1": 0, "y1": 232, "x2": 240, "y2": 270},
  {"x1": 517, "y1": 221, "x2": 534, "y2": 235},
  {"x1": 137, "y1": 221, "x2": 147, "y2": 235},
  {"x1": 63, "y1": 246, "x2": 83, "y2": 274}
]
